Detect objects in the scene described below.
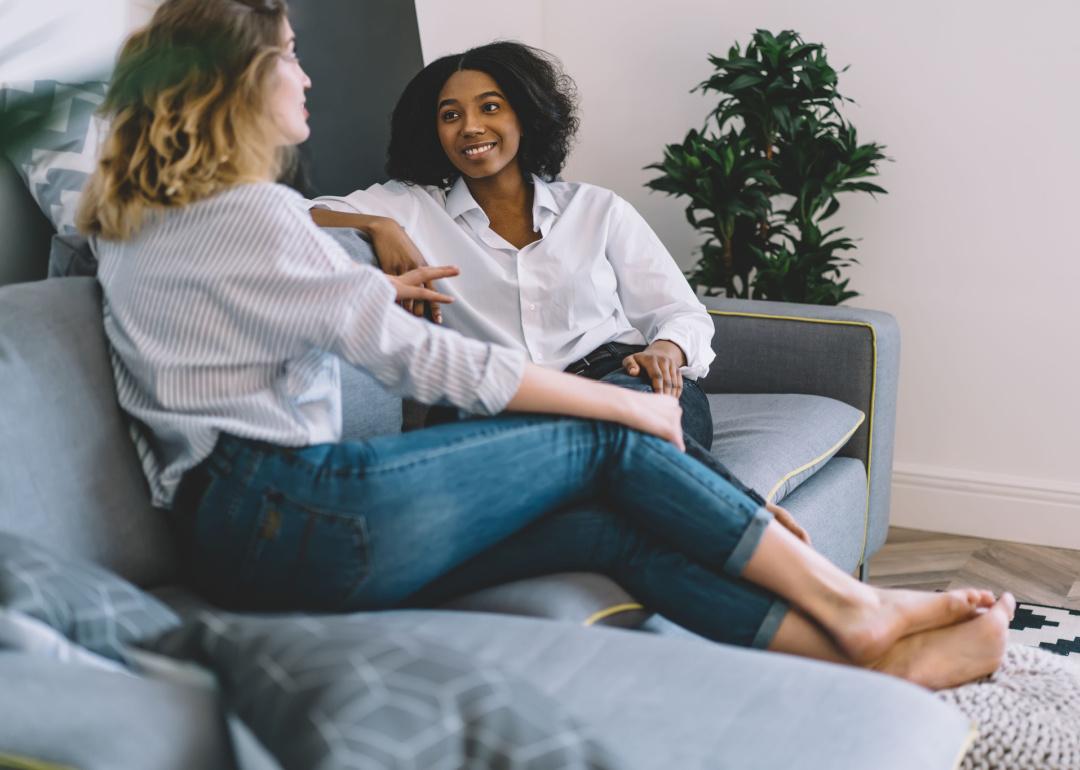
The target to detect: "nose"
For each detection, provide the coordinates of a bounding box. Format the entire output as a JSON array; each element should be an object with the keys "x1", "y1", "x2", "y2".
[
  {"x1": 300, "y1": 66, "x2": 312, "y2": 90},
  {"x1": 462, "y1": 111, "x2": 485, "y2": 137}
]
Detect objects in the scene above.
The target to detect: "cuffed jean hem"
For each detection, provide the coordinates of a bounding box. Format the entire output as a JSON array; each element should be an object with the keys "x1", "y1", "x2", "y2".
[
  {"x1": 750, "y1": 599, "x2": 789, "y2": 649},
  {"x1": 722, "y1": 507, "x2": 772, "y2": 577}
]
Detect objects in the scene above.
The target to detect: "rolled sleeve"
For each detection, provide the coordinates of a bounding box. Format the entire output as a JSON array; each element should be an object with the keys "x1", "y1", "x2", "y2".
[
  {"x1": 607, "y1": 195, "x2": 716, "y2": 380},
  {"x1": 654, "y1": 318, "x2": 716, "y2": 379}
]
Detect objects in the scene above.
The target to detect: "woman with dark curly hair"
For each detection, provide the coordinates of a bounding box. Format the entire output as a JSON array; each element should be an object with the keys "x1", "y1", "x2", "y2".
[{"x1": 310, "y1": 42, "x2": 721, "y2": 458}]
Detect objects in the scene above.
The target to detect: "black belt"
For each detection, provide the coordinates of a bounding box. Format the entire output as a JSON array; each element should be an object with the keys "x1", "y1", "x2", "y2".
[{"x1": 564, "y1": 342, "x2": 645, "y2": 378}]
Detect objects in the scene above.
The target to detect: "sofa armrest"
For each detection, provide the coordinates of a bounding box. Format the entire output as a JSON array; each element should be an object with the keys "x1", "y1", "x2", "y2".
[{"x1": 699, "y1": 296, "x2": 901, "y2": 563}]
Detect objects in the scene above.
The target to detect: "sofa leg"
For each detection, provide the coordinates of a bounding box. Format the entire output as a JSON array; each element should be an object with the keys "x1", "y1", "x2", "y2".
[{"x1": 857, "y1": 562, "x2": 870, "y2": 583}]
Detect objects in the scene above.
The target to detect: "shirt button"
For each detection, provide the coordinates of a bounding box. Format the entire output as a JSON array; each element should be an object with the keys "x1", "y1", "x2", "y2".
[{"x1": 529, "y1": 304, "x2": 537, "y2": 311}]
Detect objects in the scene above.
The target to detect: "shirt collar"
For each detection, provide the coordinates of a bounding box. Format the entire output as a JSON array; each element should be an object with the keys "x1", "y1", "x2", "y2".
[
  {"x1": 445, "y1": 174, "x2": 562, "y2": 242},
  {"x1": 446, "y1": 176, "x2": 482, "y2": 222}
]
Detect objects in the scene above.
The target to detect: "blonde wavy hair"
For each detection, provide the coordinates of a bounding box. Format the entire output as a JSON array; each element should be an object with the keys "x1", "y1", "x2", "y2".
[{"x1": 78, "y1": 0, "x2": 291, "y2": 240}]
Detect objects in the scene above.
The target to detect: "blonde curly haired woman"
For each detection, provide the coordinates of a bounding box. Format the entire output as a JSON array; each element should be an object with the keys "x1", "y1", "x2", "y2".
[{"x1": 79, "y1": 0, "x2": 1013, "y2": 690}]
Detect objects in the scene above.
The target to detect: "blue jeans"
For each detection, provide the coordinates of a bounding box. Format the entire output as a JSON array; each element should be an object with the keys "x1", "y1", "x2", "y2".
[{"x1": 173, "y1": 415, "x2": 788, "y2": 648}]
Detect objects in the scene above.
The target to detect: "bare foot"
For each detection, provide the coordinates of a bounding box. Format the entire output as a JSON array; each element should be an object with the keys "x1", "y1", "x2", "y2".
[
  {"x1": 871, "y1": 593, "x2": 1015, "y2": 690},
  {"x1": 831, "y1": 586, "x2": 995, "y2": 664}
]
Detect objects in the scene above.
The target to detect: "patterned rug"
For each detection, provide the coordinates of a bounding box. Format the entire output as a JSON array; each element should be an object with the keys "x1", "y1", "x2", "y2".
[{"x1": 1009, "y1": 601, "x2": 1080, "y2": 663}]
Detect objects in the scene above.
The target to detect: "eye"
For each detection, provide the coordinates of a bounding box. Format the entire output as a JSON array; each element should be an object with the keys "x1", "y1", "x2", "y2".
[
  {"x1": 481, "y1": 102, "x2": 500, "y2": 113},
  {"x1": 440, "y1": 110, "x2": 460, "y2": 122}
]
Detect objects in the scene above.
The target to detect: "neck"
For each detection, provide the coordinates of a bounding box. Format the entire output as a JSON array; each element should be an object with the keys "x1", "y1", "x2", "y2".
[{"x1": 463, "y1": 163, "x2": 531, "y2": 217}]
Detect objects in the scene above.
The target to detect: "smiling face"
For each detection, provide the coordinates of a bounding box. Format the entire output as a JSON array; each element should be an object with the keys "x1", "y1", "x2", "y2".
[
  {"x1": 266, "y1": 18, "x2": 312, "y2": 147},
  {"x1": 436, "y1": 69, "x2": 523, "y2": 183}
]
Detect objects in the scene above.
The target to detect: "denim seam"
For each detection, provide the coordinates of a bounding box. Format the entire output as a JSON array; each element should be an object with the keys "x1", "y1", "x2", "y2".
[
  {"x1": 635, "y1": 437, "x2": 760, "y2": 519},
  {"x1": 342, "y1": 420, "x2": 585, "y2": 477}
]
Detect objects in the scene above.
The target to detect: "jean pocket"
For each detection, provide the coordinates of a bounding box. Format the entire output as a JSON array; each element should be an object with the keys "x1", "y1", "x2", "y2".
[{"x1": 236, "y1": 489, "x2": 371, "y2": 611}]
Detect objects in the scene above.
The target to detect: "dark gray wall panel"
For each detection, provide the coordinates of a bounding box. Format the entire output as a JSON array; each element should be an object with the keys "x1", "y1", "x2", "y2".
[{"x1": 289, "y1": 0, "x2": 425, "y2": 196}]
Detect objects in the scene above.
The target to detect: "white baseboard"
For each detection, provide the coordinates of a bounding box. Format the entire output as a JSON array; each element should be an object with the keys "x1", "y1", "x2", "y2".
[{"x1": 890, "y1": 463, "x2": 1080, "y2": 549}]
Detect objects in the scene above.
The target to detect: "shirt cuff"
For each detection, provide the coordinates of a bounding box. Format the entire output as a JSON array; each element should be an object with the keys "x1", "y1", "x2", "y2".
[
  {"x1": 473, "y1": 345, "x2": 527, "y2": 415},
  {"x1": 652, "y1": 325, "x2": 714, "y2": 380}
]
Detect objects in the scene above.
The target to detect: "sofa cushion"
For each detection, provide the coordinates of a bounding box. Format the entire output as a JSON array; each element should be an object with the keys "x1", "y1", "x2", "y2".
[
  {"x1": 365, "y1": 610, "x2": 975, "y2": 770},
  {"x1": 0, "y1": 277, "x2": 177, "y2": 585},
  {"x1": 0, "y1": 651, "x2": 235, "y2": 770},
  {"x1": 0, "y1": 531, "x2": 180, "y2": 662},
  {"x1": 151, "y1": 610, "x2": 619, "y2": 770},
  {"x1": 707, "y1": 393, "x2": 864, "y2": 504},
  {"x1": 776, "y1": 457, "x2": 868, "y2": 572},
  {"x1": 0, "y1": 80, "x2": 106, "y2": 234},
  {"x1": 440, "y1": 572, "x2": 651, "y2": 628}
]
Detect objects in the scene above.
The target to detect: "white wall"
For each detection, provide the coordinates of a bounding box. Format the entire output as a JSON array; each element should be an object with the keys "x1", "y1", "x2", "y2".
[
  {"x1": 0, "y1": 0, "x2": 154, "y2": 82},
  {"x1": 417, "y1": 0, "x2": 1080, "y2": 546}
]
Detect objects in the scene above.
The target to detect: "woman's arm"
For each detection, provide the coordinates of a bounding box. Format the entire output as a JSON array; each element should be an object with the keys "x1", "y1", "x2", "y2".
[
  {"x1": 312, "y1": 208, "x2": 444, "y2": 322},
  {"x1": 506, "y1": 363, "x2": 685, "y2": 450},
  {"x1": 604, "y1": 196, "x2": 716, "y2": 385},
  {"x1": 387, "y1": 266, "x2": 684, "y2": 447}
]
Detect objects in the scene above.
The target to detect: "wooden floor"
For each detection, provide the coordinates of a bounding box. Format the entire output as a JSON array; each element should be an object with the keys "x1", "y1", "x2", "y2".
[{"x1": 868, "y1": 527, "x2": 1080, "y2": 611}]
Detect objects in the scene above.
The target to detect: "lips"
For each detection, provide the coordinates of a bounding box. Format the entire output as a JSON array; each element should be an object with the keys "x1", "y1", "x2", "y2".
[{"x1": 462, "y1": 141, "x2": 496, "y2": 158}]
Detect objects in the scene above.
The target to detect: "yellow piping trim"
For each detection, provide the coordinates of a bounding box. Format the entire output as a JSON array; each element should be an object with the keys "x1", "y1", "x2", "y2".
[
  {"x1": 764, "y1": 411, "x2": 866, "y2": 503},
  {"x1": 583, "y1": 603, "x2": 645, "y2": 627},
  {"x1": 0, "y1": 754, "x2": 75, "y2": 770},
  {"x1": 707, "y1": 310, "x2": 878, "y2": 569},
  {"x1": 951, "y1": 723, "x2": 978, "y2": 770}
]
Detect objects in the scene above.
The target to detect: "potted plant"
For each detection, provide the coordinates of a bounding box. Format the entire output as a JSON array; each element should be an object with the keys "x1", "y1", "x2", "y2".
[{"x1": 646, "y1": 29, "x2": 888, "y2": 305}]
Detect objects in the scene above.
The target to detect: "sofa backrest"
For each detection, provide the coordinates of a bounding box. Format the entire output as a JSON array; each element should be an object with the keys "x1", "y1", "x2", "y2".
[
  {"x1": 0, "y1": 158, "x2": 52, "y2": 287},
  {"x1": 0, "y1": 278, "x2": 178, "y2": 586}
]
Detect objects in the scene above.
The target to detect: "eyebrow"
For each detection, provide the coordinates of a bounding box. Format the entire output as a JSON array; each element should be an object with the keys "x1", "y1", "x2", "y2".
[{"x1": 437, "y1": 90, "x2": 505, "y2": 109}]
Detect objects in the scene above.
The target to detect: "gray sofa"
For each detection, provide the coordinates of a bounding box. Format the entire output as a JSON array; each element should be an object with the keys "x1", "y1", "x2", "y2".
[{"x1": 0, "y1": 157, "x2": 975, "y2": 769}]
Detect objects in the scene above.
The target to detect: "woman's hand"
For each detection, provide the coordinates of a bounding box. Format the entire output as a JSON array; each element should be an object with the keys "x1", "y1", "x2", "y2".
[
  {"x1": 368, "y1": 219, "x2": 445, "y2": 323},
  {"x1": 619, "y1": 389, "x2": 685, "y2": 451},
  {"x1": 387, "y1": 266, "x2": 457, "y2": 310},
  {"x1": 766, "y1": 502, "x2": 811, "y2": 545},
  {"x1": 622, "y1": 340, "x2": 686, "y2": 397}
]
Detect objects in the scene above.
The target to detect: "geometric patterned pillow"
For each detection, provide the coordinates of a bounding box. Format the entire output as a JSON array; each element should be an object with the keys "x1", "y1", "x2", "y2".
[
  {"x1": 0, "y1": 531, "x2": 180, "y2": 663},
  {"x1": 0, "y1": 80, "x2": 107, "y2": 234},
  {"x1": 151, "y1": 611, "x2": 620, "y2": 770}
]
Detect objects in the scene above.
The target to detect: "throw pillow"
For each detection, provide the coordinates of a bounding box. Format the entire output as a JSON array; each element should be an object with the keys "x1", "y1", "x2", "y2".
[
  {"x1": 0, "y1": 80, "x2": 107, "y2": 233},
  {"x1": 320, "y1": 226, "x2": 404, "y2": 440},
  {"x1": 151, "y1": 610, "x2": 620, "y2": 770},
  {"x1": 0, "y1": 608, "x2": 128, "y2": 674},
  {"x1": 708, "y1": 393, "x2": 865, "y2": 504},
  {"x1": 47, "y1": 232, "x2": 97, "y2": 277},
  {"x1": 0, "y1": 531, "x2": 180, "y2": 663}
]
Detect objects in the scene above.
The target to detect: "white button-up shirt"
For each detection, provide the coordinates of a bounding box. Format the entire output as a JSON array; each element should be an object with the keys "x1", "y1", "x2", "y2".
[{"x1": 313, "y1": 175, "x2": 716, "y2": 378}]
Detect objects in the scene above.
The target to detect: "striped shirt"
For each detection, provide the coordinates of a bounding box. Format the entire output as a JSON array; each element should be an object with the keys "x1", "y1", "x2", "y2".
[{"x1": 96, "y1": 183, "x2": 526, "y2": 508}]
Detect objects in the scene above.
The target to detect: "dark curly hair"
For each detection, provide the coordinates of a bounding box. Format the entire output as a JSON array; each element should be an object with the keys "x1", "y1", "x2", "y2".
[{"x1": 386, "y1": 41, "x2": 579, "y2": 187}]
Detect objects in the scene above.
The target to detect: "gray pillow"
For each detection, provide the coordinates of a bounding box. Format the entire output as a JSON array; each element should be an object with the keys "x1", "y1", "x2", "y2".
[
  {"x1": 0, "y1": 531, "x2": 180, "y2": 663},
  {"x1": 320, "y1": 226, "x2": 404, "y2": 439},
  {"x1": 0, "y1": 80, "x2": 107, "y2": 233},
  {"x1": 708, "y1": 393, "x2": 864, "y2": 504},
  {"x1": 151, "y1": 611, "x2": 620, "y2": 770},
  {"x1": 0, "y1": 277, "x2": 177, "y2": 585},
  {"x1": 48, "y1": 232, "x2": 97, "y2": 277}
]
